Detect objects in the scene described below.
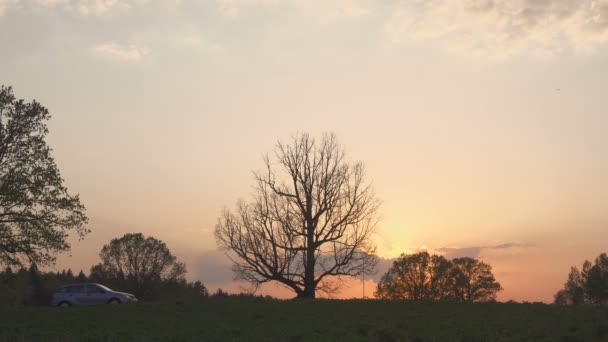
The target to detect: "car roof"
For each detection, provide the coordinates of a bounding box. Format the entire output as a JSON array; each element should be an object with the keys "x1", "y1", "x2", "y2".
[{"x1": 60, "y1": 283, "x2": 102, "y2": 288}]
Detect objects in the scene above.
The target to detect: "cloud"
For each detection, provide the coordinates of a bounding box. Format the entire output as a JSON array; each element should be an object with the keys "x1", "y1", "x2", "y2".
[
  {"x1": 1, "y1": 0, "x2": 131, "y2": 16},
  {"x1": 195, "y1": 249, "x2": 235, "y2": 285},
  {"x1": 436, "y1": 246, "x2": 483, "y2": 259},
  {"x1": 65, "y1": 0, "x2": 128, "y2": 16},
  {"x1": 182, "y1": 34, "x2": 203, "y2": 47},
  {"x1": 385, "y1": 0, "x2": 608, "y2": 58},
  {"x1": 0, "y1": 0, "x2": 17, "y2": 15},
  {"x1": 215, "y1": 0, "x2": 370, "y2": 20},
  {"x1": 94, "y1": 42, "x2": 149, "y2": 61},
  {"x1": 436, "y1": 242, "x2": 530, "y2": 259},
  {"x1": 216, "y1": 0, "x2": 280, "y2": 18}
]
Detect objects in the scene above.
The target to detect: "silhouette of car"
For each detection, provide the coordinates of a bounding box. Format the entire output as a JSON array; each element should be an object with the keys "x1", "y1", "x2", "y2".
[{"x1": 51, "y1": 283, "x2": 138, "y2": 307}]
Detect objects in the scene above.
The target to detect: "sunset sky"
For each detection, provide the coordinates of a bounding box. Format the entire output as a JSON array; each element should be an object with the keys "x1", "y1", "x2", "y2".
[{"x1": 1, "y1": 0, "x2": 608, "y2": 302}]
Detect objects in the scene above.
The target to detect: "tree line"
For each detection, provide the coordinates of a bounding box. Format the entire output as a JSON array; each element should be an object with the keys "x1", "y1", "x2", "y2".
[
  {"x1": 0, "y1": 233, "x2": 209, "y2": 307},
  {"x1": 554, "y1": 253, "x2": 608, "y2": 306},
  {"x1": 0, "y1": 85, "x2": 603, "y2": 304}
]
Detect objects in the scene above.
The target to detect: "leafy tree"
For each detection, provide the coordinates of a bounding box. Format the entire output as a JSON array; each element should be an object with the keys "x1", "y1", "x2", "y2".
[
  {"x1": 555, "y1": 253, "x2": 608, "y2": 306},
  {"x1": 450, "y1": 257, "x2": 502, "y2": 302},
  {"x1": 28, "y1": 264, "x2": 49, "y2": 305},
  {"x1": 375, "y1": 253, "x2": 502, "y2": 302},
  {"x1": 76, "y1": 270, "x2": 87, "y2": 283},
  {"x1": 189, "y1": 281, "x2": 209, "y2": 297},
  {"x1": 375, "y1": 252, "x2": 452, "y2": 300},
  {"x1": 583, "y1": 254, "x2": 608, "y2": 305},
  {"x1": 0, "y1": 86, "x2": 88, "y2": 267},
  {"x1": 559, "y1": 266, "x2": 585, "y2": 305},
  {"x1": 216, "y1": 133, "x2": 379, "y2": 298},
  {"x1": 91, "y1": 233, "x2": 186, "y2": 299}
]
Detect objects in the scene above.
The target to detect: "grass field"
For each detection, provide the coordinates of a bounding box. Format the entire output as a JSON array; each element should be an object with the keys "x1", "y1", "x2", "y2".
[{"x1": 1, "y1": 298, "x2": 607, "y2": 341}]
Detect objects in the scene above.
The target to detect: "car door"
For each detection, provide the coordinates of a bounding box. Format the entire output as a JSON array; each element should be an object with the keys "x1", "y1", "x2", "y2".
[
  {"x1": 68, "y1": 285, "x2": 87, "y2": 305},
  {"x1": 86, "y1": 284, "x2": 107, "y2": 304}
]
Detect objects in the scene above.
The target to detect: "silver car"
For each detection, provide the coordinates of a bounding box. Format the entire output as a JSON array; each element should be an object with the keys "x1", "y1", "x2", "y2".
[{"x1": 51, "y1": 283, "x2": 138, "y2": 307}]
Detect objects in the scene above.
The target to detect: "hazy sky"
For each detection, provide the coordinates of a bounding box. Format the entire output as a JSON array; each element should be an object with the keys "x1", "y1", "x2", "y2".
[{"x1": 1, "y1": 0, "x2": 608, "y2": 302}]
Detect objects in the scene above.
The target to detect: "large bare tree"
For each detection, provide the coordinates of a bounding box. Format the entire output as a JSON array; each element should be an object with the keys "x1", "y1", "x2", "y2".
[{"x1": 215, "y1": 133, "x2": 379, "y2": 298}]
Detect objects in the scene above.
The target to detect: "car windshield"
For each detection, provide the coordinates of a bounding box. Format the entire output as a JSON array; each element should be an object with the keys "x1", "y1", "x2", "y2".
[{"x1": 96, "y1": 284, "x2": 112, "y2": 291}]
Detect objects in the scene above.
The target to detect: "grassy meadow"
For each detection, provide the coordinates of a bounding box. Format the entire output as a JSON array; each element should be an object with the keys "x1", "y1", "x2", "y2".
[{"x1": 1, "y1": 298, "x2": 607, "y2": 341}]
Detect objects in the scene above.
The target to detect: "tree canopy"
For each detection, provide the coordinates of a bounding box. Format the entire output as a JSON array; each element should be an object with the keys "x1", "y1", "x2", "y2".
[
  {"x1": 91, "y1": 233, "x2": 186, "y2": 299},
  {"x1": 0, "y1": 86, "x2": 88, "y2": 267},
  {"x1": 555, "y1": 253, "x2": 608, "y2": 306},
  {"x1": 216, "y1": 133, "x2": 379, "y2": 298},
  {"x1": 375, "y1": 252, "x2": 502, "y2": 302}
]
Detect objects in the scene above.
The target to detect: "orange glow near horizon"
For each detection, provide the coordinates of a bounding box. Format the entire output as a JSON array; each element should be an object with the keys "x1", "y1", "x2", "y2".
[{"x1": 4, "y1": 0, "x2": 608, "y2": 304}]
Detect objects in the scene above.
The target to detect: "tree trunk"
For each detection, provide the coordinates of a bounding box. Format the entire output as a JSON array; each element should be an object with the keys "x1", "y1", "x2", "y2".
[{"x1": 302, "y1": 224, "x2": 316, "y2": 299}]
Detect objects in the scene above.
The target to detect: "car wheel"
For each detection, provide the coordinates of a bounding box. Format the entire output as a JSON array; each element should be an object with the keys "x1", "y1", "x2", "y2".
[
  {"x1": 58, "y1": 301, "x2": 71, "y2": 308},
  {"x1": 108, "y1": 298, "x2": 121, "y2": 305}
]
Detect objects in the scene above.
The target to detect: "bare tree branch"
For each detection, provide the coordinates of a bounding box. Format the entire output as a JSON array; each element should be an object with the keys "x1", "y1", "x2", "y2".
[{"x1": 215, "y1": 133, "x2": 379, "y2": 298}]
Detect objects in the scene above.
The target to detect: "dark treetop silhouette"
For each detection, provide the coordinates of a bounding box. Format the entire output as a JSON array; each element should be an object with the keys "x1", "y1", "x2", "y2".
[
  {"x1": 0, "y1": 86, "x2": 88, "y2": 267},
  {"x1": 215, "y1": 133, "x2": 379, "y2": 298},
  {"x1": 555, "y1": 252, "x2": 608, "y2": 306},
  {"x1": 90, "y1": 233, "x2": 187, "y2": 299},
  {"x1": 375, "y1": 252, "x2": 502, "y2": 302}
]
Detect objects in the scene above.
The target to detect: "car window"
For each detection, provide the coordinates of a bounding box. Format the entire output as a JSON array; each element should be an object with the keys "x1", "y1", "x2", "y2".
[
  {"x1": 67, "y1": 285, "x2": 85, "y2": 293},
  {"x1": 97, "y1": 284, "x2": 112, "y2": 291},
  {"x1": 86, "y1": 284, "x2": 104, "y2": 293}
]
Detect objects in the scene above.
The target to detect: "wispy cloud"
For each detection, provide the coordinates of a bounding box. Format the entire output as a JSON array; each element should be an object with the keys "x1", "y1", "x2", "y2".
[
  {"x1": 385, "y1": 0, "x2": 608, "y2": 58},
  {"x1": 436, "y1": 242, "x2": 530, "y2": 259},
  {"x1": 94, "y1": 42, "x2": 149, "y2": 62},
  {"x1": 66, "y1": 0, "x2": 127, "y2": 16},
  {"x1": 0, "y1": 0, "x2": 17, "y2": 15},
  {"x1": 371, "y1": 242, "x2": 529, "y2": 280},
  {"x1": 4, "y1": 0, "x2": 130, "y2": 16},
  {"x1": 216, "y1": 0, "x2": 280, "y2": 18},
  {"x1": 215, "y1": 0, "x2": 370, "y2": 20},
  {"x1": 182, "y1": 34, "x2": 203, "y2": 47}
]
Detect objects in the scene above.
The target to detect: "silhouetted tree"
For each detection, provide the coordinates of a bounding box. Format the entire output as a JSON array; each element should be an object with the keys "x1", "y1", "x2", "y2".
[
  {"x1": 216, "y1": 133, "x2": 379, "y2": 298},
  {"x1": 66, "y1": 269, "x2": 74, "y2": 281},
  {"x1": 450, "y1": 257, "x2": 502, "y2": 302},
  {"x1": 91, "y1": 233, "x2": 186, "y2": 299},
  {"x1": 556, "y1": 253, "x2": 608, "y2": 306},
  {"x1": 375, "y1": 252, "x2": 453, "y2": 300},
  {"x1": 189, "y1": 281, "x2": 209, "y2": 297},
  {"x1": 557, "y1": 266, "x2": 586, "y2": 305},
  {"x1": 375, "y1": 252, "x2": 502, "y2": 302},
  {"x1": 583, "y1": 254, "x2": 608, "y2": 305},
  {"x1": 76, "y1": 270, "x2": 87, "y2": 283},
  {"x1": 28, "y1": 264, "x2": 50, "y2": 305},
  {"x1": 212, "y1": 288, "x2": 229, "y2": 298},
  {"x1": 0, "y1": 86, "x2": 88, "y2": 267}
]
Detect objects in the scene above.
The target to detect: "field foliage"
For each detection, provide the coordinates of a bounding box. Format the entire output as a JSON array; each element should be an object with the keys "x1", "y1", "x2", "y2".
[{"x1": 1, "y1": 298, "x2": 607, "y2": 341}]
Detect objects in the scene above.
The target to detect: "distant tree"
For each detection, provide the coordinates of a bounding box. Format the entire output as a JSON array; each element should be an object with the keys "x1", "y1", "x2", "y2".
[
  {"x1": 450, "y1": 257, "x2": 502, "y2": 302},
  {"x1": 216, "y1": 133, "x2": 379, "y2": 298},
  {"x1": 555, "y1": 253, "x2": 608, "y2": 306},
  {"x1": 188, "y1": 281, "x2": 209, "y2": 297},
  {"x1": 76, "y1": 270, "x2": 87, "y2": 283},
  {"x1": 375, "y1": 252, "x2": 452, "y2": 300},
  {"x1": 375, "y1": 253, "x2": 502, "y2": 302},
  {"x1": 554, "y1": 289, "x2": 569, "y2": 305},
  {"x1": 582, "y1": 254, "x2": 608, "y2": 305},
  {"x1": 557, "y1": 266, "x2": 586, "y2": 305},
  {"x1": 212, "y1": 288, "x2": 229, "y2": 298},
  {"x1": 28, "y1": 264, "x2": 47, "y2": 305},
  {"x1": 92, "y1": 233, "x2": 186, "y2": 299},
  {"x1": 0, "y1": 86, "x2": 88, "y2": 267},
  {"x1": 66, "y1": 269, "x2": 74, "y2": 281}
]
